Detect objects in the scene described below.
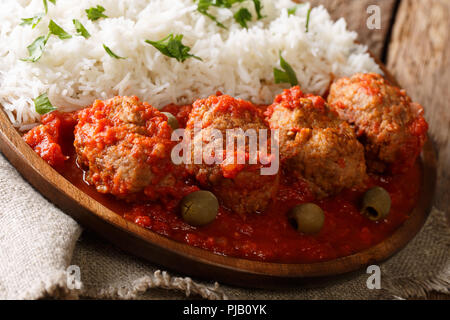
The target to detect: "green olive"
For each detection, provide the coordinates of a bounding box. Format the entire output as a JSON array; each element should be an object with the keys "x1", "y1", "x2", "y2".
[
  {"x1": 162, "y1": 112, "x2": 179, "y2": 130},
  {"x1": 288, "y1": 203, "x2": 325, "y2": 235},
  {"x1": 180, "y1": 191, "x2": 219, "y2": 226},
  {"x1": 361, "y1": 186, "x2": 391, "y2": 221}
]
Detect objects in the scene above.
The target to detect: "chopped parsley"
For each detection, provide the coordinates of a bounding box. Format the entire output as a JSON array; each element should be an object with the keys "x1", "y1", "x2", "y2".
[
  {"x1": 73, "y1": 19, "x2": 91, "y2": 39},
  {"x1": 145, "y1": 34, "x2": 202, "y2": 63},
  {"x1": 252, "y1": 0, "x2": 265, "y2": 20},
  {"x1": 287, "y1": 6, "x2": 298, "y2": 16},
  {"x1": 287, "y1": 5, "x2": 312, "y2": 32},
  {"x1": 85, "y1": 5, "x2": 108, "y2": 21},
  {"x1": 234, "y1": 8, "x2": 252, "y2": 28},
  {"x1": 196, "y1": 0, "x2": 227, "y2": 29},
  {"x1": 48, "y1": 20, "x2": 72, "y2": 40},
  {"x1": 21, "y1": 0, "x2": 56, "y2": 29},
  {"x1": 215, "y1": 0, "x2": 246, "y2": 8},
  {"x1": 21, "y1": 19, "x2": 72, "y2": 63},
  {"x1": 103, "y1": 44, "x2": 127, "y2": 59},
  {"x1": 43, "y1": 0, "x2": 56, "y2": 14},
  {"x1": 273, "y1": 52, "x2": 298, "y2": 86},
  {"x1": 34, "y1": 92, "x2": 56, "y2": 115},
  {"x1": 305, "y1": 8, "x2": 311, "y2": 32},
  {"x1": 21, "y1": 33, "x2": 50, "y2": 62},
  {"x1": 196, "y1": 0, "x2": 263, "y2": 28},
  {"x1": 20, "y1": 13, "x2": 44, "y2": 29}
]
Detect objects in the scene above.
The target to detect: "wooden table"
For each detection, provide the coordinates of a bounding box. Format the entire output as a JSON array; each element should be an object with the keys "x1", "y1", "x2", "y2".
[{"x1": 311, "y1": 0, "x2": 449, "y2": 299}]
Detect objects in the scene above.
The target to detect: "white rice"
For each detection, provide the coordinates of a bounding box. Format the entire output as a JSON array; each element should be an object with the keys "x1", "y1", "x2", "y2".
[{"x1": 0, "y1": 0, "x2": 381, "y2": 130}]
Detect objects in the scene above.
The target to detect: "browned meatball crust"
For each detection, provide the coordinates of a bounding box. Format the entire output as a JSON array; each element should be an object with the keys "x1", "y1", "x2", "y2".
[
  {"x1": 328, "y1": 73, "x2": 428, "y2": 173},
  {"x1": 74, "y1": 96, "x2": 185, "y2": 201},
  {"x1": 266, "y1": 86, "x2": 367, "y2": 198},
  {"x1": 186, "y1": 94, "x2": 279, "y2": 216}
]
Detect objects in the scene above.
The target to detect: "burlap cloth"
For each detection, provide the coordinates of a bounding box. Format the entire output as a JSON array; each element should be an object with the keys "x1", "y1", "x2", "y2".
[{"x1": 0, "y1": 153, "x2": 448, "y2": 300}]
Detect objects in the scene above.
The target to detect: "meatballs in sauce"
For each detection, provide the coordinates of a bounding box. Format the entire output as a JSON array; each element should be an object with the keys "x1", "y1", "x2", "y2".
[
  {"x1": 74, "y1": 96, "x2": 188, "y2": 201},
  {"x1": 328, "y1": 73, "x2": 428, "y2": 174},
  {"x1": 23, "y1": 73, "x2": 428, "y2": 263},
  {"x1": 185, "y1": 93, "x2": 279, "y2": 216},
  {"x1": 266, "y1": 86, "x2": 367, "y2": 198}
]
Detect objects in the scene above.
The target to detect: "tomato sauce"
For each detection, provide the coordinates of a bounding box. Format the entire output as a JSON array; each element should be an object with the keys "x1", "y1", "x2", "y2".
[
  {"x1": 23, "y1": 111, "x2": 77, "y2": 166},
  {"x1": 25, "y1": 108, "x2": 422, "y2": 264}
]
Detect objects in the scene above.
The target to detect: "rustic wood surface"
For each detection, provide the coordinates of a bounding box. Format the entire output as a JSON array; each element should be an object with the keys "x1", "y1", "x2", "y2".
[
  {"x1": 314, "y1": 0, "x2": 449, "y2": 300},
  {"x1": 310, "y1": 0, "x2": 397, "y2": 58},
  {"x1": 387, "y1": 1, "x2": 450, "y2": 298},
  {"x1": 387, "y1": 0, "x2": 450, "y2": 216}
]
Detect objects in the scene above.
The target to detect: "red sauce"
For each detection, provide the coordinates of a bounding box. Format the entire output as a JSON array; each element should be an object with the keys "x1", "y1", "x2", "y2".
[
  {"x1": 23, "y1": 111, "x2": 77, "y2": 166},
  {"x1": 265, "y1": 86, "x2": 328, "y2": 119},
  {"x1": 161, "y1": 103, "x2": 193, "y2": 128},
  {"x1": 26, "y1": 108, "x2": 422, "y2": 264}
]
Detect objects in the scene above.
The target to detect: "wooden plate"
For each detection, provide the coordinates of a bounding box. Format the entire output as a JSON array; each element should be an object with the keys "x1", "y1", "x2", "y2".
[{"x1": 0, "y1": 65, "x2": 437, "y2": 288}]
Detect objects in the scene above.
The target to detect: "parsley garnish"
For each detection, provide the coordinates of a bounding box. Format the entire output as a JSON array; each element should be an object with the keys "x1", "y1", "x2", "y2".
[
  {"x1": 21, "y1": 19, "x2": 72, "y2": 63},
  {"x1": 305, "y1": 8, "x2": 311, "y2": 32},
  {"x1": 145, "y1": 34, "x2": 202, "y2": 63},
  {"x1": 86, "y1": 5, "x2": 108, "y2": 21},
  {"x1": 197, "y1": 0, "x2": 227, "y2": 29},
  {"x1": 287, "y1": 6, "x2": 298, "y2": 16},
  {"x1": 103, "y1": 44, "x2": 126, "y2": 59},
  {"x1": 216, "y1": 0, "x2": 246, "y2": 8},
  {"x1": 73, "y1": 19, "x2": 91, "y2": 39},
  {"x1": 48, "y1": 20, "x2": 72, "y2": 39},
  {"x1": 21, "y1": 33, "x2": 50, "y2": 62},
  {"x1": 34, "y1": 93, "x2": 56, "y2": 115},
  {"x1": 234, "y1": 8, "x2": 252, "y2": 28},
  {"x1": 20, "y1": 13, "x2": 44, "y2": 29},
  {"x1": 252, "y1": 0, "x2": 265, "y2": 20},
  {"x1": 43, "y1": 0, "x2": 56, "y2": 14},
  {"x1": 273, "y1": 52, "x2": 298, "y2": 86},
  {"x1": 21, "y1": 0, "x2": 56, "y2": 29},
  {"x1": 197, "y1": 0, "x2": 261, "y2": 29}
]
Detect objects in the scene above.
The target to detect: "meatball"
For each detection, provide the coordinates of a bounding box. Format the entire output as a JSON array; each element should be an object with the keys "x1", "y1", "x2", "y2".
[
  {"x1": 74, "y1": 96, "x2": 185, "y2": 201},
  {"x1": 185, "y1": 94, "x2": 279, "y2": 216},
  {"x1": 266, "y1": 86, "x2": 367, "y2": 198},
  {"x1": 328, "y1": 73, "x2": 428, "y2": 173}
]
